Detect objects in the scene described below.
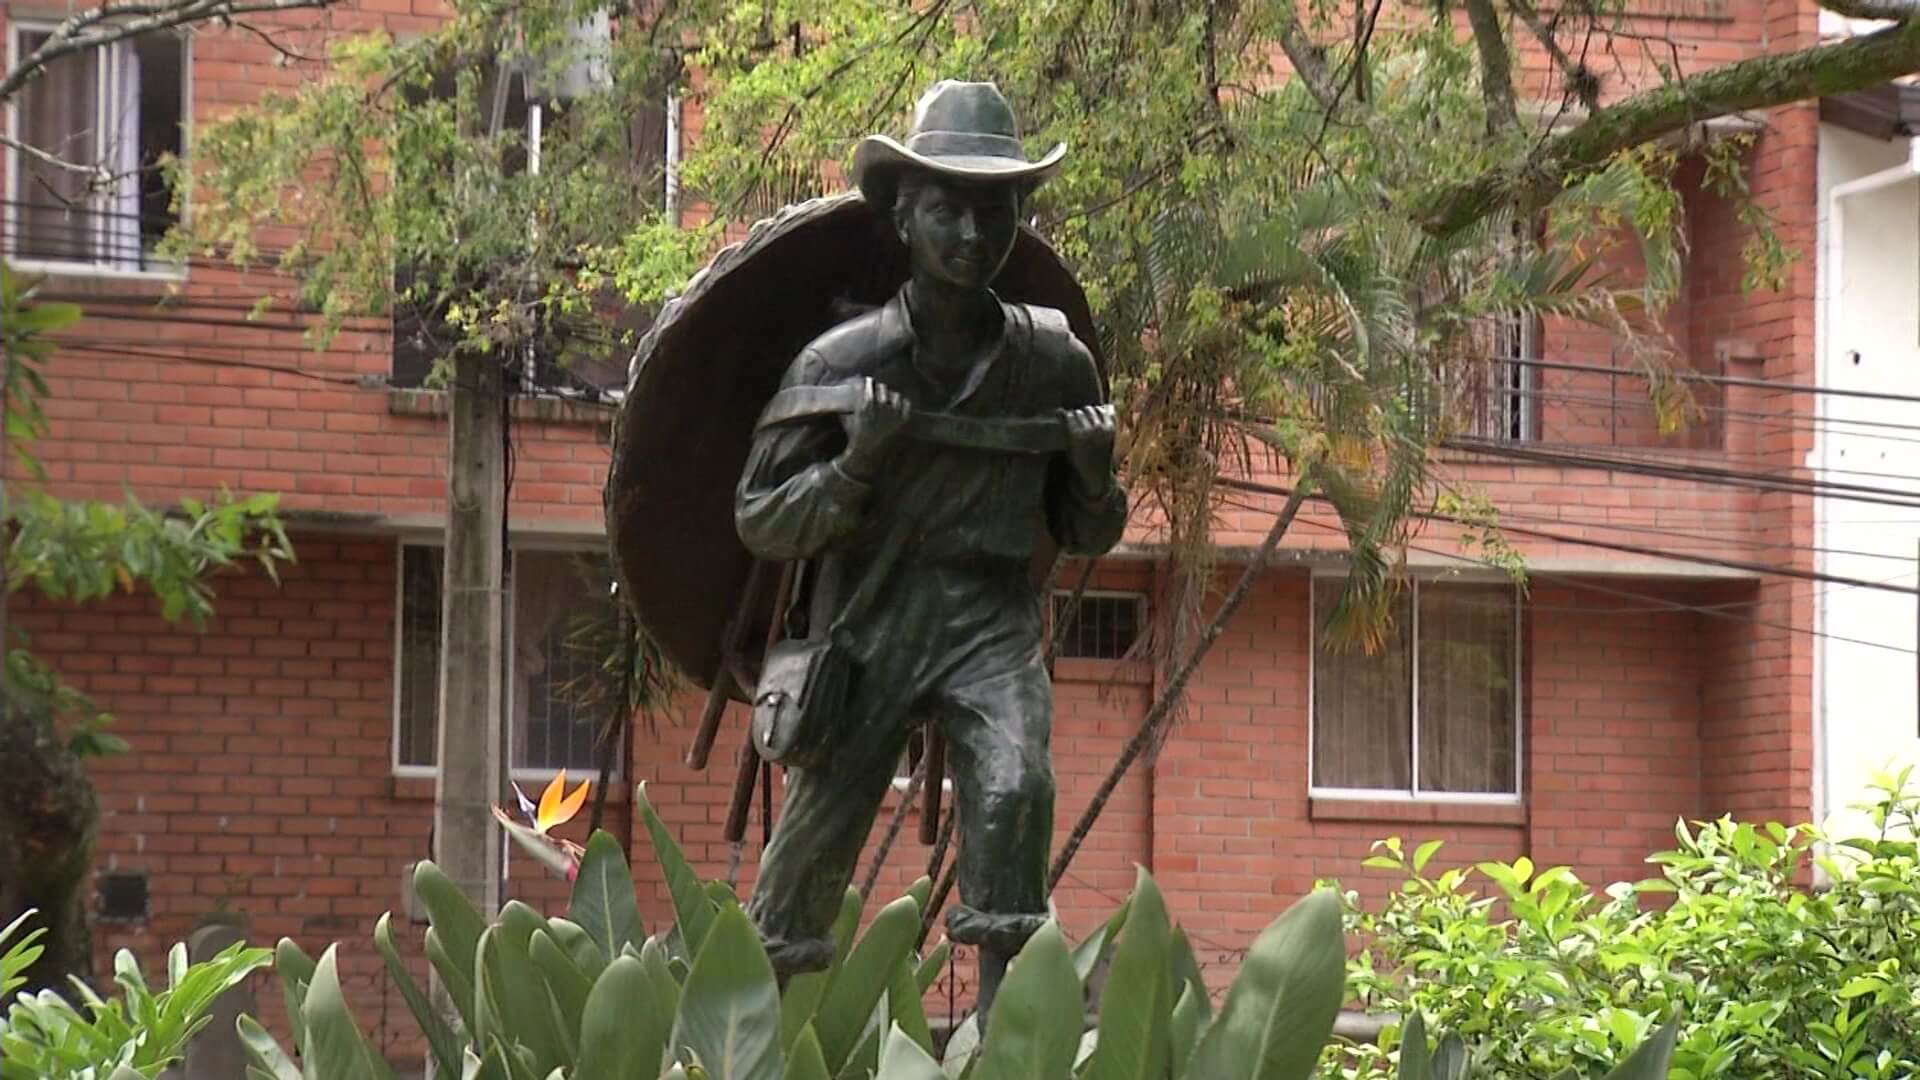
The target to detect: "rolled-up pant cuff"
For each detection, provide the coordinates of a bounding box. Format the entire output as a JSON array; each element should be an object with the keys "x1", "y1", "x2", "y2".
[
  {"x1": 763, "y1": 935, "x2": 836, "y2": 976},
  {"x1": 944, "y1": 904, "x2": 1048, "y2": 953}
]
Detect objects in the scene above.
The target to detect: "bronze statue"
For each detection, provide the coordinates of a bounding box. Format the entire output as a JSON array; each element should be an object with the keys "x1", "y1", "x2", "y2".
[
  {"x1": 734, "y1": 81, "x2": 1126, "y2": 1009},
  {"x1": 604, "y1": 80, "x2": 1123, "y2": 1021}
]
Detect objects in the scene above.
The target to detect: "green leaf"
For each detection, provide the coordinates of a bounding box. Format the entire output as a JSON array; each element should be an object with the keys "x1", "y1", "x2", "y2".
[
  {"x1": 1073, "y1": 896, "x2": 1133, "y2": 984},
  {"x1": 1600, "y1": 1015, "x2": 1683, "y2": 1080},
  {"x1": 942, "y1": 1014, "x2": 980, "y2": 1079},
  {"x1": 877, "y1": 1023, "x2": 948, "y2": 1080},
  {"x1": 787, "y1": 1023, "x2": 833, "y2": 1080},
  {"x1": 425, "y1": 928, "x2": 478, "y2": 1039},
  {"x1": 1183, "y1": 890, "x2": 1345, "y2": 1080},
  {"x1": 301, "y1": 946, "x2": 395, "y2": 1080},
  {"x1": 915, "y1": 939, "x2": 952, "y2": 995},
  {"x1": 783, "y1": 888, "x2": 863, "y2": 1050},
  {"x1": 1412, "y1": 840, "x2": 1445, "y2": 874},
  {"x1": 414, "y1": 861, "x2": 488, "y2": 1002},
  {"x1": 273, "y1": 938, "x2": 317, "y2": 1054},
  {"x1": 669, "y1": 902, "x2": 783, "y2": 1079},
  {"x1": 1398, "y1": 1013, "x2": 1430, "y2": 1080},
  {"x1": 817, "y1": 892, "x2": 923, "y2": 1071},
  {"x1": 1838, "y1": 976, "x2": 1887, "y2": 999},
  {"x1": 971, "y1": 922, "x2": 1082, "y2": 1080},
  {"x1": 577, "y1": 955, "x2": 672, "y2": 1080},
  {"x1": 1084, "y1": 868, "x2": 1173, "y2": 1080},
  {"x1": 375, "y1": 912, "x2": 463, "y2": 1076},
  {"x1": 479, "y1": 910, "x2": 570, "y2": 1077},
  {"x1": 528, "y1": 930, "x2": 593, "y2": 1056},
  {"x1": 888, "y1": 957, "x2": 935, "y2": 1056},
  {"x1": 1167, "y1": 928, "x2": 1210, "y2": 1023},
  {"x1": 1168, "y1": 984, "x2": 1206, "y2": 1080},
  {"x1": 569, "y1": 830, "x2": 645, "y2": 966},
  {"x1": 237, "y1": 1014, "x2": 302, "y2": 1080},
  {"x1": 638, "y1": 782, "x2": 717, "y2": 955}
]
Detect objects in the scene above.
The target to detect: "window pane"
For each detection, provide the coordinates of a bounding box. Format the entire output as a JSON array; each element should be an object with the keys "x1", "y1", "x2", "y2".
[
  {"x1": 14, "y1": 32, "x2": 101, "y2": 262},
  {"x1": 510, "y1": 552, "x2": 613, "y2": 771},
  {"x1": 1050, "y1": 592, "x2": 1144, "y2": 660},
  {"x1": 130, "y1": 34, "x2": 185, "y2": 260},
  {"x1": 1312, "y1": 578, "x2": 1412, "y2": 790},
  {"x1": 396, "y1": 545, "x2": 443, "y2": 767},
  {"x1": 1416, "y1": 584, "x2": 1518, "y2": 794}
]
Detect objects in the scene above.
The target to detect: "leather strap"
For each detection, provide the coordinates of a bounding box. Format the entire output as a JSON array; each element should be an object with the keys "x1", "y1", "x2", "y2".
[{"x1": 757, "y1": 383, "x2": 1069, "y2": 455}]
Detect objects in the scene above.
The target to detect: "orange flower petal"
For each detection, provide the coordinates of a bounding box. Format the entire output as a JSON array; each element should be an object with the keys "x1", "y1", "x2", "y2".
[
  {"x1": 550, "y1": 778, "x2": 590, "y2": 831},
  {"x1": 535, "y1": 770, "x2": 568, "y2": 833}
]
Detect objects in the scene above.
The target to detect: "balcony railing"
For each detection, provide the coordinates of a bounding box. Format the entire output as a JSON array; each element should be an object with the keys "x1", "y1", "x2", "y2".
[{"x1": 1445, "y1": 355, "x2": 1728, "y2": 451}]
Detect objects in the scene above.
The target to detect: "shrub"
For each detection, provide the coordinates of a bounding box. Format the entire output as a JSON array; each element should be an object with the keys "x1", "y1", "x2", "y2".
[
  {"x1": 0, "y1": 908, "x2": 271, "y2": 1079},
  {"x1": 1337, "y1": 771, "x2": 1920, "y2": 1079},
  {"x1": 246, "y1": 783, "x2": 1679, "y2": 1080}
]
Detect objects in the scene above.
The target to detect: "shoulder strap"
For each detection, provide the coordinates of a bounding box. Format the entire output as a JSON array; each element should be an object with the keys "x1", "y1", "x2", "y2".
[{"x1": 757, "y1": 384, "x2": 1069, "y2": 455}]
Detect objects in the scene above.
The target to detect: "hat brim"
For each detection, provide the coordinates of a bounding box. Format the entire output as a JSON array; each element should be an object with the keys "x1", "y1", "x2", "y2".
[{"x1": 853, "y1": 135, "x2": 1065, "y2": 209}]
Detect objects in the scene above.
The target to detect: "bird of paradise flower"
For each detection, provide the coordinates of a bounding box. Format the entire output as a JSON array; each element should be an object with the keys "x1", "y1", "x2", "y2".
[{"x1": 491, "y1": 770, "x2": 590, "y2": 881}]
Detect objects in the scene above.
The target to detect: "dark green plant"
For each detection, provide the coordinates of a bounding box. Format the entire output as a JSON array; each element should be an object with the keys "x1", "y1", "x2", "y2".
[
  {"x1": 1340, "y1": 772, "x2": 1920, "y2": 1079},
  {"x1": 0, "y1": 908, "x2": 272, "y2": 1079}
]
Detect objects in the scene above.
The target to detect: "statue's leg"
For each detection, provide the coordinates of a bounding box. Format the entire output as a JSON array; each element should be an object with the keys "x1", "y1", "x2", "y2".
[
  {"x1": 936, "y1": 658, "x2": 1055, "y2": 1029},
  {"x1": 746, "y1": 751, "x2": 898, "y2": 976}
]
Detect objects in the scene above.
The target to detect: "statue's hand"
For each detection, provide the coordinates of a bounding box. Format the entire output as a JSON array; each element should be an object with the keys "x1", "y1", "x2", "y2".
[
  {"x1": 1062, "y1": 404, "x2": 1117, "y2": 493},
  {"x1": 839, "y1": 377, "x2": 913, "y2": 480}
]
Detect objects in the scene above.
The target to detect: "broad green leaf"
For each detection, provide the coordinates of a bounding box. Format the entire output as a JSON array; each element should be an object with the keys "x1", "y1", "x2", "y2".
[
  {"x1": 916, "y1": 939, "x2": 952, "y2": 995},
  {"x1": 1073, "y1": 896, "x2": 1133, "y2": 984},
  {"x1": 1084, "y1": 868, "x2": 1173, "y2": 1080},
  {"x1": 784, "y1": 888, "x2": 864, "y2": 1050},
  {"x1": 414, "y1": 862, "x2": 488, "y2": 1001},
  {"x1": 375, "y1": 913, "x2": 463, "y2": 1077},
  {"x1": 1601, "y1": 1016, "x2": 1683, "y2": 1080},
  {"x1": 669, "y1": 903, "x2": 783, "y2": 1079},
  {"x1": 577, "y1": 955, "x2": 671, "y2": 1080},
  {"x1": 817, "y1": 892, "x2": 922, "y2": 1071},
  {"x1": 642, "y1": 937, "x2": 683, "y2": 1022},
  {"x1": 548, "y1": 918, "x2": 608, "y2": 981},
  {"x1": 888, "y1": 957, "x2": 935, "y2": 1056},
  {"x1": 787, "y1": 1024, "x2": 833, "y2": 1080},
  {"x1": 1167, "y1": 928, "x2": 1208, "y2": 1021},
  {"x1": 942, "y1": 1015, "x2": 980, "y2": 1079},
  {"x1": 425, "y1": 928, "x2": 478, "y2": 1038},
  {"x1": 1412, "y1": 840, "x2": 1445, "y2": 874},
  {"x1": 301, "y1": 946, "x2": 395, "y2": 1080},
  {"x1": 1183, "y1": 890, "x2": 1344, "y2": 1080},
  {"x1": 236, "y1": 1014, "x2": 302, "y2": 1080},
  {"x1": 479, "y1": 912, "x2": 570, "y2": 1076},
  {"x1": 274, "y1": 938, "x2": 317, "y2": 1054},
  {"x1": 529, "y1": 930, "x2": 592, "y2": 1057},
  {"x1": 1169, "y1": 984, "x2": 1205, "y2": 1080},
  {"x1": 1431, "y1": 1036, "x2": 1467, "y2": 1080},
  {"x1": 1397, "y1": 1013, "x2": 1430, "y2": 1080},
  {"x1": 971, "y1": 922, "x2": 1082, "y2": 1080},
  {"x1": 638, "y1": 782, "x2": 718, "y2": 955},
  {"x1": 877, "y1": 1023, "x2": 947, "y2": 1080}
]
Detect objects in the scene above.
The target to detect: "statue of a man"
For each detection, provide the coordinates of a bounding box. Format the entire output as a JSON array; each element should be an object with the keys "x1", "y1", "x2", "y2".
[{"x1": 734, "y1": 80, "x2": 1128, "y2": 1000}]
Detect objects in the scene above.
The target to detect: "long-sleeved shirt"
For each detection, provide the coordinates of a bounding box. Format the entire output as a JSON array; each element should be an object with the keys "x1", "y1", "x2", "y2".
[{"x1": 735, "y1": 289, "x2": 1127, "y2": 577}]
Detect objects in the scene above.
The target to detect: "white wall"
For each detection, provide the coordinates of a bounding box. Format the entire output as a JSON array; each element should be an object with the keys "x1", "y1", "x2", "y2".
[{"x1": 1815, "y1": 123, "x2": 1920, "y2": 836}]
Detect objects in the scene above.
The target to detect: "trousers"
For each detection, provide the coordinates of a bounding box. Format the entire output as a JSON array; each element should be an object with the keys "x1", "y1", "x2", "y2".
[{"x1": 745, "y1": 559, "x2": 1054, "y2": 973}]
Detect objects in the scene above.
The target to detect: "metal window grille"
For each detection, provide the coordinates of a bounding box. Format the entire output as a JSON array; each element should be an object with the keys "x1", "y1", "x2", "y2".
[{"x1": 1050, "y1": 591, "x2": 1145, "y2": 660}]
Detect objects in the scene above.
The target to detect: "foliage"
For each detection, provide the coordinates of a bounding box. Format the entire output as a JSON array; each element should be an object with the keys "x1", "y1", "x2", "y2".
[
  {"x1": 1337, "y1": 773, "x2": 1920, "y2": 1079},
  {"x1": 247, "y1": 784, "x2": 1680, "y2": 1079},
  {"x1": 0, "y1": 267, "x2": 295, "y2": 753},
  {"x1": 0, "y1": 907, "x2": 272, "y2": 1079}
]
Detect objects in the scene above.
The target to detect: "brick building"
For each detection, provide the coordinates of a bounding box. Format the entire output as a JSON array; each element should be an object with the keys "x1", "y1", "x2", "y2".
[{"x1": 0, "y1": 0, "x2": 1876, "y2": 1059}]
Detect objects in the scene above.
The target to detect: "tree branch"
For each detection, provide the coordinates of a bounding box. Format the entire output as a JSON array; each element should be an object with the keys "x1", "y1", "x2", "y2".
[
  {"x1": 0, "y1": 134, "x2": 114, "y2": 183},
  {"x1": 1272, "y1": 6, "x2": 1344, "y2": 113},
  {"x1": 1509, "y1": 0, "x2": 1600, "y2": 113},
  {"x1": 1464, "y1": 0, "x2": 1519, "y2": 131},
  {"x1": 0, "y1": 0, "x2": 338, "y2": 103},
  {"x1": 1413, "y1": 18, "x2": 1920, "y2": 235}
]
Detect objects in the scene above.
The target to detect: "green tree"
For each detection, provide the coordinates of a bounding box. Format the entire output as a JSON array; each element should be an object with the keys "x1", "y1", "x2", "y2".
[{"x1": 0, "y1": 268, "x2": 294, "y2": 994}]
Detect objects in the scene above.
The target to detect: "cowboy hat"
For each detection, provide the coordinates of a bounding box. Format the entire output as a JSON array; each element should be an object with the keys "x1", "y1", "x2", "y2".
[{"x1": 852, "y1": 80, "x2": 1066, "y2": 212}]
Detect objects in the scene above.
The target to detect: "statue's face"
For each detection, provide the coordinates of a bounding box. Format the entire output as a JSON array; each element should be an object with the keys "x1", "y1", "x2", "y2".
[{"x1": 897, "y1": 175, "x2": 1020, "y2": 291}]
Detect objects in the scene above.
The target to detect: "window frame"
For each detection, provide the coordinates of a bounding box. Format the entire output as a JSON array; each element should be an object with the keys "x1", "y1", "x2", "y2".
[
  {"x1": 390, "y1": 534, "x2": 624, "y2": 781},
  {"x1": 3, "y1": 20, "x2": 191, "y2": 279},
  {"x1": 1306, "y1": 571, "x2": 1524, "y2": 805}
]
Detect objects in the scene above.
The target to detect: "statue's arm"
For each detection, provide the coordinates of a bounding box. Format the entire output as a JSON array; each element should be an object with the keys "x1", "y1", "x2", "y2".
[
  {"x1": 1046, "y1": 341, "x2": 1128, "y2": 556},
  {"x1": 734, "y1": 353, "x2": 870, "y2": 562}
]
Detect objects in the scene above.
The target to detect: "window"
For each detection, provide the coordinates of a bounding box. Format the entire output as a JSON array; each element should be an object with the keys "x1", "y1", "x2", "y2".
[
  {"x1": 1310, "y1": 577, "x2": 1519, "y2": 799},
  {"x1": 6, "y1": 26, "x2": 186, "y2": 272},
  {"x1": 1050, "y1": 591, "x2": 1145, "y2": 660},
  {"x1": 394, "y1": 542, "x2": 620, "y2": 774}
]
